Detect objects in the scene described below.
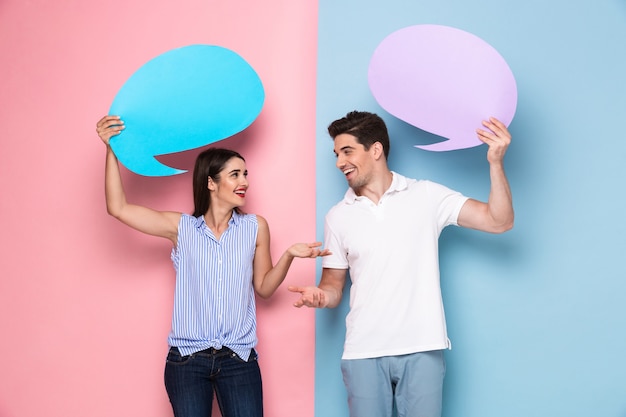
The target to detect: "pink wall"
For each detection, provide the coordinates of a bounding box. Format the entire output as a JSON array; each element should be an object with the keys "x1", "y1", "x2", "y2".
[{"x1": 0, "y1": 1, "x2": 318, "y2": 416}]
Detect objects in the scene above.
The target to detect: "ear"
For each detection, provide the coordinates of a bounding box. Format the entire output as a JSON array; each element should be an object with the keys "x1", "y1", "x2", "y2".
[
  {"x1": 372, "y1": 141, "x2": 384, "y2": 160},
  {"x1": 207, "y1": 176, "x2": 216, "y2": 191}
]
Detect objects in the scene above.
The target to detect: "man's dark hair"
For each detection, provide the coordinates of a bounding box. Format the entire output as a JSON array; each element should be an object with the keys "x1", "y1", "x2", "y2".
[{"x1": 327, "y1": 111, "x2": 390, "y2": 159}]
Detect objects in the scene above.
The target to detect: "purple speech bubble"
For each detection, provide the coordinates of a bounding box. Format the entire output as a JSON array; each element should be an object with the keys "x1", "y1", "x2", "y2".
[{"x1": 368, "y1": 25, "x2": 517, "y2": 151}]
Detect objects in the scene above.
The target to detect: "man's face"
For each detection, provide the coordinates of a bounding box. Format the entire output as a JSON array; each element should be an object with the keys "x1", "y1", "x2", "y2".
[{"x1": 333, "y1": 133, "x2": 375, "y2": 191}]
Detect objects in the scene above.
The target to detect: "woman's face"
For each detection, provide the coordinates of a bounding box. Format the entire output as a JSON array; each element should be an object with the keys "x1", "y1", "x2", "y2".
[{"x1": 210, "y1": 157, "x2": 249, "y2": 208}]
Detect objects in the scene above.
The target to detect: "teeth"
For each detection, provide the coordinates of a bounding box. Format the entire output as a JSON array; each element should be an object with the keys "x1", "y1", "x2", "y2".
[{"x1": 343, "y1": 168, "x2": 354, "y2": 175}]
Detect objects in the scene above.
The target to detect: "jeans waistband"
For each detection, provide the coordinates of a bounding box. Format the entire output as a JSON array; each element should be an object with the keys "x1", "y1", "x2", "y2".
[
  {"x1": 170, "y1": 346, "x2": 234, "y2": 358},
  {"x1": 198, "y1": 346, "x2": 232, "y2": 355}
]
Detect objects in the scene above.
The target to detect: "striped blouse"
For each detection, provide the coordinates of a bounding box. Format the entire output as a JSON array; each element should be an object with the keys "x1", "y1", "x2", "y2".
[{"x1": 168, "y1": 212, "x2": 258, "y2": 361}]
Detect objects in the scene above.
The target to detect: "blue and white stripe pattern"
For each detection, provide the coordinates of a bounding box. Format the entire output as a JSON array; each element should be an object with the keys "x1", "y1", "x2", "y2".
[{"x1": 168, "y1": 212, "x2": 258, "y2": 361}]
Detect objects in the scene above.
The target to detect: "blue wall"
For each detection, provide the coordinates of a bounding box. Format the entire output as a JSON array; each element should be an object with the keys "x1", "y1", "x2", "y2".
[{"x1": 315, "y1": 1, "x2": 626, "y2": 416}]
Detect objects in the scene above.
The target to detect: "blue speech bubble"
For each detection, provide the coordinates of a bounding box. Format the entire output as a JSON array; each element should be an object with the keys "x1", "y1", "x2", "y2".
[{"x1": 109, "y1": 45, "x2": 265, "y2": 176}]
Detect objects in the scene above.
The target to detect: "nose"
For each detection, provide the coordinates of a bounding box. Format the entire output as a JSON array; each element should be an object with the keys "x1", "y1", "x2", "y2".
[{"x1": 336, "y1": 155, "x2": 345, "y2": 170}]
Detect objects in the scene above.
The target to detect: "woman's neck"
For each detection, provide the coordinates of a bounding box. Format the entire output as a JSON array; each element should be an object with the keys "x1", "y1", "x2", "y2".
[{"x1": 203, "y1": 207, "x2": 234, "y2": 238}]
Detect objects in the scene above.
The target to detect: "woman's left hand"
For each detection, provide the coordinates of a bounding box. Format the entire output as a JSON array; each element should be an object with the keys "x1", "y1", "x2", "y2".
[{"x1": 288, "y1": 242, "x2": 331, "y2": 258}]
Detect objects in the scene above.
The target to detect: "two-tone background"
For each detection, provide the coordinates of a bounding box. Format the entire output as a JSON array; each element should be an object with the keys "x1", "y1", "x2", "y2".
[{"x1": 2, "y1": 1, "x2": 625, "y2": 416}]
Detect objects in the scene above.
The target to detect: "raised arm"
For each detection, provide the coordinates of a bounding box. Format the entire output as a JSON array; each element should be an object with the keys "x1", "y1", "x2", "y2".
[
  {"x1": 252, "y1": 215, "x2": 330, "y2": 299},
  {"x1": 96, "y1": 115, "x2": 181, "y2": 244},
  {"x1": 288, "y1": 267, "x2": 347, "y2": 309},
  {"x1": 458, "y1": 117, "x2": 514, "y2": 234}
]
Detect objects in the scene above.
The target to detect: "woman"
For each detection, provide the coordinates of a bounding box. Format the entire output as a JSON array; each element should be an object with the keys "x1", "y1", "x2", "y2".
[{"x1": 96, "y1": 115, "x2": 328, "y2": 417}]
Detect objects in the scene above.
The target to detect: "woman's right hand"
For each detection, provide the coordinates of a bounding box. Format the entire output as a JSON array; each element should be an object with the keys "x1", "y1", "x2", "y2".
[{"x1": 96, "y1": 115, "x2": 124, "y2": 146}]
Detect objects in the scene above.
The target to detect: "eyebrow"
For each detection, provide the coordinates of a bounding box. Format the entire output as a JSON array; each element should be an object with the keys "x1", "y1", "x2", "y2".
[{"x1": 334, "y1": 145, "x2": 355, "y2": 155}]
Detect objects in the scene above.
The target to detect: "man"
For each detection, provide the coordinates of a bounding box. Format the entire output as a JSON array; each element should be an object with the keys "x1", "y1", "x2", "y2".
[{"x1": 289, "y1": 111, "x2": 514, "y2": 417}]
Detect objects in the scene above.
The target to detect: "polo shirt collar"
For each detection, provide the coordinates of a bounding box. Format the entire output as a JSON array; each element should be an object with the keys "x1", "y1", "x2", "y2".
[{"x1": 343, "y1": 171, "x2": 408, "y2": 204}]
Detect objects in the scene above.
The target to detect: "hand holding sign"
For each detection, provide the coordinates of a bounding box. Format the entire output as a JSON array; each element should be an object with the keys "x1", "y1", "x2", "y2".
[
  {"x1": 368, "y1": 25, "x2": 517, "y2": 151},
  {"x1": 109, "y1": 45, "x2": 265, "y2": 176}
]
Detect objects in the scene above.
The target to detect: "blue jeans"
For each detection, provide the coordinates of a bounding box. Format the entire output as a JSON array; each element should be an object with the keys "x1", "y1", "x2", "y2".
[
  {"x1": 341, "y1": 350, "x2": 446, "y2": 417},
  {"x1": 164, "y1": 346, "x2": 263, "y2": 417}
]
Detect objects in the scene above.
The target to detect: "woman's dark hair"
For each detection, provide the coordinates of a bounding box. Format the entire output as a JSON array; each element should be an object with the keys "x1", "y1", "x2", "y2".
[
  {"x1": 192, "y1": 148, "x2": 245, "y2": 217},
  {"x1": 327, "y1": 111, "x2": 390, "y2": 159}
]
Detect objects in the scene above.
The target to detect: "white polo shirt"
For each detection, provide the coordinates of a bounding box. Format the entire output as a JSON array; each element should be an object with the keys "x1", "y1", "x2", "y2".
[{"x1": 322, "y1": 172, "x2": 468, "y2": 360}]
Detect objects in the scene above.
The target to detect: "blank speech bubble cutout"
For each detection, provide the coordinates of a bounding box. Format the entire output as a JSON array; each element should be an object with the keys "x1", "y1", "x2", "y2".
[
  {"x1": 109, "y1": 45, "x2": 265, "y2": 176},
  {"x1": 368, "y1": 25, "x2": 517, "y2": 151}
]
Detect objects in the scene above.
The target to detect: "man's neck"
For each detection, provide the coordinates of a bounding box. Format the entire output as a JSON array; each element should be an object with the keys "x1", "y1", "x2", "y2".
[{"x1": 353, "y1": 169, "x2": 393, "y2": 205}]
